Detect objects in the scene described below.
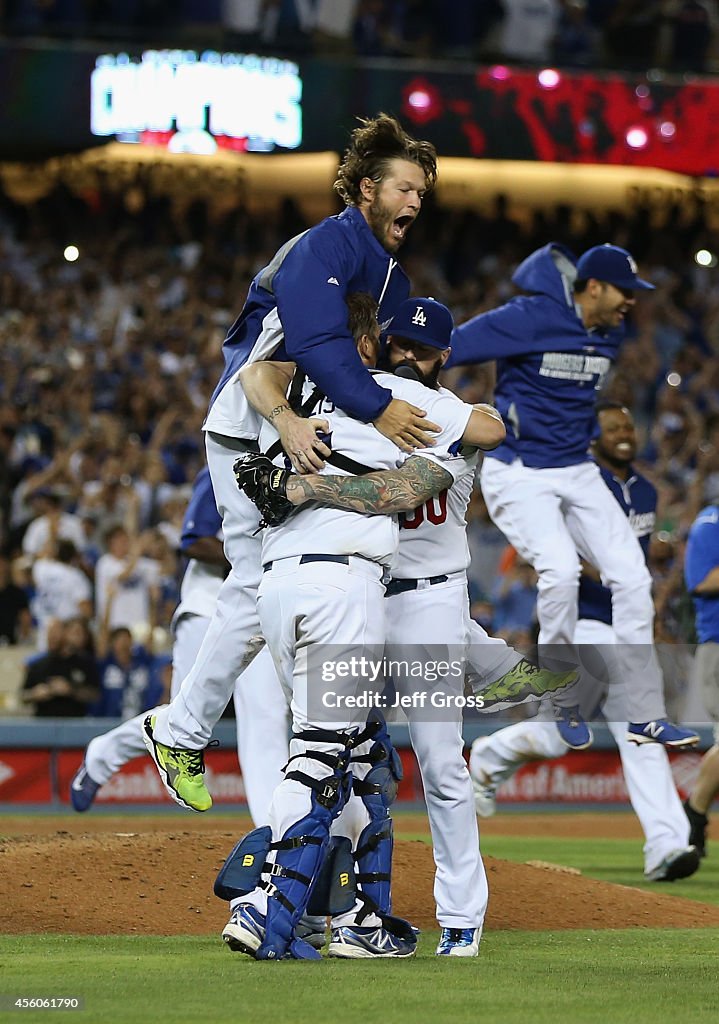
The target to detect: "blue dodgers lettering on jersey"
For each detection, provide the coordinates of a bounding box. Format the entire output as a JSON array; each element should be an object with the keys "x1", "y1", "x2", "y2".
[
  {"x1": 685, "y1": 505, "x2": 719, "y2": 643},
  {"x1": 578, "y1": 465, "x2": 656, "y2": 625},
  {"x1": 208, "y1": 207, "x2": 410, "y2": 427},
  {"x1": 447, "y1": 244, "x2": 624, "y2": 469}
]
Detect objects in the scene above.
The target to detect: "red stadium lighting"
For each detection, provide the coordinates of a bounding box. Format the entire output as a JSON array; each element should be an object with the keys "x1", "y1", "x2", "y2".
[
  {"x1": 659, "y1": 121, "x2": 676, "y2": 139},
  {"x1": 537, "y1": 68, "x2": 561, "y2": 89},
  {"x1": 626, "y1": 126, "x2": 649, "y2": 149},
  {"x1": 489, "y1": 65, "x2": 511, "y2": 81},
  {"x1": 408, "y1": 88, "x2": 432, "y2": 114},
  {"x1": 402, "y1": 78, "x2": 442, "y2": 123}
]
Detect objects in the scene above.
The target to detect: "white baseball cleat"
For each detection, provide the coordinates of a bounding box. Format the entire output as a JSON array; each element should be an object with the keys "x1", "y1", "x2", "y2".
[{"x1": 436, "y1": 926, "x2": 481, "y2": 957}]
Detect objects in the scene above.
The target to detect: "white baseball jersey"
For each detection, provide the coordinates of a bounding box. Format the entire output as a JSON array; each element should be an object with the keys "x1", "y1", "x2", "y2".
[
  {"x1": 259, "y1": 370, "x2": 473, "y2": 565},
  {"x1": 203, "y1": 308, "x2": 284, "y2": 439},
  {"x1": 392, "y1": 385, "x2": 479, "y2": 579}
]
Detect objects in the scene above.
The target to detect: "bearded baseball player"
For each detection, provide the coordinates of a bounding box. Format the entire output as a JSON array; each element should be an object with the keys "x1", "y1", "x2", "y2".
[
  {"x1": 216, "y1": 293, "x2": 506, "y2": 961},
  {"x1": 448, "y1": 242, "x2": 698, "y2": 750},
  {"x1": 469, "y1": 402, "x2": 700, "y2": 882},
  {"x1": 233, "y1": 296, "x2": 577, "y2": 957},
  {"x1": 142, "y1": 115, "x2": 442, "y2": 811}
]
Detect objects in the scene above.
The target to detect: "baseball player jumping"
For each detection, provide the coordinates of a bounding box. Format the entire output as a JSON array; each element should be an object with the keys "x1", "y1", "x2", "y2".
[
  {"x1": 449, "y1": 242, "x2": 698, "y2": 750},
  {"x1": 141, "y1": 115, "x2": 443, "y2": 812}
]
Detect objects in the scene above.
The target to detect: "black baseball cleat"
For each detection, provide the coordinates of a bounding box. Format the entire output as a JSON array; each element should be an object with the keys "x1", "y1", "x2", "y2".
[
  {"x1": 645, "y1": 846, "x2": 701, "y2": 882},
  {"x1": 684, "y1": 800, "x2": 709, "y2": 858}
]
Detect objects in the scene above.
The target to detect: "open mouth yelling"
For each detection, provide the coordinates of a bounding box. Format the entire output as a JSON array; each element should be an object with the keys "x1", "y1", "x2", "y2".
[{"x1": 391, "y1": 215, "x2": 414, "y2": 242}]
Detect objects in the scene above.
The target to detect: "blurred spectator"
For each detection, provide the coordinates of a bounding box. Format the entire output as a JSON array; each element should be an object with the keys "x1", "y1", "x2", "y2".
[
  {"x1": 554, "y1": 0, "x2": 601, "y2": 66},
  {"x1": 76, "y1": 455, "x2": 140, "y2": 536},
  {"x1": 466, "y1": 487, "x2": 508, "y2": 610},
  {"x1": 657, "y1": 0, "x2": 718, "y2": 73},
  {"x1": 21, "y1": 488, "x2": 84, "y2": 560},
  {"x1": 222, "y1": 0, "x2": 263, "y2": 39},
  {"x1": 254, "y1": 0, "x2": 316, "y2": 52},
  {"x1": 352, "y1": 0, "x2": 393, "y2": 55},
  {"x1": 21, "y1": 618, "x2": 100, "y2": 717},
  {"x1": 94, "y1": 527, "x2": 160, "y2": 637},
  {"x1": 314, "y1": 0, "x2": 359, "y2": 52},
  {"x1": 491, "y1": 549, "x2": 539, "y2": 645},
  {"x1": 31, "y1": 538, "x2": 92, "y2": 649},
  {"x1": 498, "y1": 0, "x2": 561, "y2": 64},
  {"x1": 603, "y1": 0, "x2": 663, "y2": 68},
  {"x1": 0, "y1": 554, "x2": 31, "y2": 644},
  {"x1": 92, "y1": 624, "x2": 164, "y2": 720}
]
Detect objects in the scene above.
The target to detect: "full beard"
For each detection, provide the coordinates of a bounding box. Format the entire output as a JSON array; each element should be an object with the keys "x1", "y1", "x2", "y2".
[
  {"x1": 392, "y1": 358, "x2": 441, "y2": 389},
  {"x1": 366, "y1": 196, "x2": 402, "y2": 253}
]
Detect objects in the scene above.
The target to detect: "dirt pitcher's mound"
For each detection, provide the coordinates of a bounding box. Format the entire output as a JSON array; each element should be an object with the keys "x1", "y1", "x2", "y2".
[{"x1": 2, "y1": 831, "x2": 718, "y2": 935}]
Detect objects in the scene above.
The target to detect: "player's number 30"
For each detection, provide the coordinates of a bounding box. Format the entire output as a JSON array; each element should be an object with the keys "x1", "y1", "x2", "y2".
[{"x1": 400, "y1": 489, "x2": 448, "y2": 530}]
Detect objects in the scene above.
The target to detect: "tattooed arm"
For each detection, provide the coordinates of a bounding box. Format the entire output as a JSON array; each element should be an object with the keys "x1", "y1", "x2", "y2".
[
  {"x1": 239, "y1": 360, "x2": 331, "y2": 473},
  {"x1": 285, "y1": 455, "x2": 453, "y2": 515}
]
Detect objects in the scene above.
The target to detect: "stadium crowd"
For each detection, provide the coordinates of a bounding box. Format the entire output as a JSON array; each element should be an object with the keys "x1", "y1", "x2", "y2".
[
  {"x1": 1, "y1": 1, "x2": 718, "y2": 75},
  {"x1": 0, "y1": 177, "x2": 716, "y2": 716}
]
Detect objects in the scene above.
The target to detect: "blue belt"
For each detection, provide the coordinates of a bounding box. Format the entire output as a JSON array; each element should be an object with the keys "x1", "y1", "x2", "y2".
[
  {"x1": 263, "y1": 554, "x2": 350, "y2": 572},
  {"x1": 385, "y1": 574, "x2": 448, "y2": 597}
]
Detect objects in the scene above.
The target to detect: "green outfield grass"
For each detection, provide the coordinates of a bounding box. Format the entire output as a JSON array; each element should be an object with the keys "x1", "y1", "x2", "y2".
[
  {"x1": 452, "y1": 832, "x2": 719, "y2": 905},
  {"x1": 3, "y1": 931, "x2": 718, "y2": 1024}
]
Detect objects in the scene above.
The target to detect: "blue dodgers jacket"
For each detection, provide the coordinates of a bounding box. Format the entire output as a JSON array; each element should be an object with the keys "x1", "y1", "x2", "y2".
[
  {"x1": 209, "y1": 206, "x2": 410, "y2": 425},
  {"x1": 447, "y1": 243, "x2": 624, "y2": 468},
  {"x1": 577, "y1": 464, "x2": 656, "y2": 626}
]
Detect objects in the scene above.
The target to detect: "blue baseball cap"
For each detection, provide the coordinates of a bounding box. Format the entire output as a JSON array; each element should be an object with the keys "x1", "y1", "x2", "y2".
[
  {"x1": 386, "y1": 297, "x2": 453, "y2": 350},
  {"x1": 575, "y1": 244, "x2": 654, "y2": 291}
]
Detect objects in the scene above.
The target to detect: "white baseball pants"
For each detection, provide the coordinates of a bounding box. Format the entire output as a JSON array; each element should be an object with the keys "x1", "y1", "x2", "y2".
[
  {"x1": 480, "y1": 458, "x2": 666, "y2": 721},
  {"x1": 386, "y1": 573, "x2": 488, "y2": 930},
  {"x1": 470, "y1": 618, "x2": 689, "y2": 874},
  {"x1": 152, "y1": 432, "x2": 265, "y2": 748},
  {"x1": 244, "y1": 555, "x2": 387, "y2": 921}
]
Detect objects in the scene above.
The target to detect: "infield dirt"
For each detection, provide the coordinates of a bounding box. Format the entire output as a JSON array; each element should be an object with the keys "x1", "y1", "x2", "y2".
[{"x1": 2, "y1": 817, "x2": 719, "y2": 935}]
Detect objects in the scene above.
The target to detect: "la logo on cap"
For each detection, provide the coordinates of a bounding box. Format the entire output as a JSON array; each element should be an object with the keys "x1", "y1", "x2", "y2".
[
  {"x1": 411, "y1": 305, "x2": 427, "y2": 327},
  {"x1": 628, "y1": 254, "x2": 638, "y2": 273}
]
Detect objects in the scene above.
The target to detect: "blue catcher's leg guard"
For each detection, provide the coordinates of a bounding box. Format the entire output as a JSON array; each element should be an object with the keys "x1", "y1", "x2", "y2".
[
  {"x1": 348, "y1": 715, "x2": 416, "y2": 946},
  {"x1": 256, "y1": 728, "x2": 354, "y2": 961}
]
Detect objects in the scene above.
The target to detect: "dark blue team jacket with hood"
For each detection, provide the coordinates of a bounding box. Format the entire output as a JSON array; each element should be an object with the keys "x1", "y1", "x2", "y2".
[
  {"x1": 209, "y1": 206, "x2": 410, "y2": 425},
  {"x1": 447, "y1": 243, "x2": 625, "y2": 468}
]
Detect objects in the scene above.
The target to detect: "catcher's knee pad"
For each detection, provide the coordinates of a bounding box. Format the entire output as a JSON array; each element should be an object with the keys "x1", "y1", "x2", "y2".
[
  {"x1": 351, "y1": 714, "x2": 403, "y2": 817},
  {"x1": 349, "y1": 715, "x2": 403, "y2": 918},
  {"x1": 214, "y1": 826, "x2": 273, "y2": 901}
]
